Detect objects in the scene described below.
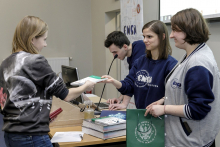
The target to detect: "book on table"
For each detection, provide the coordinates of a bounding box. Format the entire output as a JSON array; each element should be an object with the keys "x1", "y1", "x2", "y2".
[
  {"x1": 82, "y1": 126, "x2": 126, "y2": 140},
  {"x1": 91, "y1": 116, "x2": 126, "y2": 125},
  {"x1": 100, "y1": 110, "x2": 126, "y2": 120},
  {"x1": 82, "y1": 118, "x2": 126, "y2": 132},
  {"x1": 82, "y1": 116, "x2": 126, "y2": 140}
]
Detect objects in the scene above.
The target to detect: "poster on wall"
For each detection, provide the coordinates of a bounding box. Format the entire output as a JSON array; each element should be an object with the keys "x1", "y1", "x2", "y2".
[{"x1": 120, "y1": 0, "x2": 143, "y2": 109}]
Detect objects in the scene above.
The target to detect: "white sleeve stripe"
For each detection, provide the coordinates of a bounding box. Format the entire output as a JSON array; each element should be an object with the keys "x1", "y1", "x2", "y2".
[
  {"x1": 186, "y1": 105, "x2": 192, "y2": 119},
  {"x1": 46, "y1": 77, "x2": 60, "y2": 91},
  {"x1": 187, "y1": 105, "x2": 192, "y2": 118},
  {"x1": 203, "y1": 140, "x2": 214, "y2": 147},
  {"x1": 187, "y1": 105, "x2": 192, "y2": 119},
  {"x1": 184, "y1": 105, "x2": 192, "y2": 119},
  {"x1": 44, "y1": 77, "x2": 60, "y2": 97}
]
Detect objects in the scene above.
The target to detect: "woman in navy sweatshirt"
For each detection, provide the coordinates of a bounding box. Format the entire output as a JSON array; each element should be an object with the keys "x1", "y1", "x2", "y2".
[{"x1": 101, "y1": 20, "x2": 177, "y2": 110}]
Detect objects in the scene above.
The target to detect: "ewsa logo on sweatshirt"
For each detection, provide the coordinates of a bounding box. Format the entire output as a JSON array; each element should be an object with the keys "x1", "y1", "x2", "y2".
[
  {"x1": 135, "y1": 70, "x2": 152, "y2": 87},
  {"x1": 135, "y1": 70, "x2": 158, "y2": 88},
  {"x1": 171, "y1": 78, "x2": 181, "y2": 89},
  {"x1": 135, "y1": 121, "x2": 156, "y2": 144}
]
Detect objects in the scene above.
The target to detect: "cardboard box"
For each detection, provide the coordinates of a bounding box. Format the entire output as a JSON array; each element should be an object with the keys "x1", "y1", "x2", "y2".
[{"x1": 49, "y1": 97, "x2": 84, "y2": 128}]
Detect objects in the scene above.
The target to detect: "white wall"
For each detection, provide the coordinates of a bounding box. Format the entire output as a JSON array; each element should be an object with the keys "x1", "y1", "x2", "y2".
[
  {"x1": 143, "y1": 0, "x2": 220, "y2": 69},
  {"x1": 0, "y1": 0, "x2": 93, "y2": 79}
]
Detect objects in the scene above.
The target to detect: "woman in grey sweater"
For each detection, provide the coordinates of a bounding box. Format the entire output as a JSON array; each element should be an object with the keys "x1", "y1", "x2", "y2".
[{"x1": 145, "y1": 8, "x2": 219, "y2": 147}]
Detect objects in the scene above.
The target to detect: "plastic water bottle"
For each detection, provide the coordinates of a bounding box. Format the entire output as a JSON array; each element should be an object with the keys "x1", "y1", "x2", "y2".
[{"x1": 84, "y1": 100, "x2": 94, "y2": 119}]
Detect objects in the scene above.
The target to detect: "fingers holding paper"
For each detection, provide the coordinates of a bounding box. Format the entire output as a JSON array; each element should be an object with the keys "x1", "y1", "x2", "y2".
[
  {"x1": 64, "y1": 81, "x2": 96, "y2": 102},
  {"x1": 84, "y1": 80, "x2": 95, "y2": 91},
  {"x1": 100, "y1": 75, "x2": 122, "y2": 89},
  {"x1": 100, "y1": 75, "x2": 115, "y2": 83}
]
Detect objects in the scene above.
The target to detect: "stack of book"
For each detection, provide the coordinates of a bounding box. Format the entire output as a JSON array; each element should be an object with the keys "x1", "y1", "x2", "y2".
[{"x1": 82, "y1": 116, "x2": 126, "y2": 140}]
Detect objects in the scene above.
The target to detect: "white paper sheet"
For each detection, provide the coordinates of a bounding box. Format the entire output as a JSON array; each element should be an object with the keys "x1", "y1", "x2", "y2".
[
  {"x1": 85, "y1": 94, "x2": 98, "y2": 97},
  {"x1": 71, "y1": 76, "x2": 107, "y2": 86},
  {"x1": 51, "y1": 131, "x2": 84, "y2": 143}
]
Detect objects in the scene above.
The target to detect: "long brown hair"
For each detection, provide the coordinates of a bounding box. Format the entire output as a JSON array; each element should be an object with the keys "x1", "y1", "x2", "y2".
[
  {"x1": 142, "y1": 20, "x2": 172, "y2": 59},
  {"x1": 12, "y1": 16, "x2": 48, "y2": 54}
]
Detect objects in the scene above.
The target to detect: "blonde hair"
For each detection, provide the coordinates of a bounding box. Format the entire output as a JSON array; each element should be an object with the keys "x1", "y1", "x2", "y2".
[{"x1": 12, "y1": 16, "x2": 48, "y2": 54}]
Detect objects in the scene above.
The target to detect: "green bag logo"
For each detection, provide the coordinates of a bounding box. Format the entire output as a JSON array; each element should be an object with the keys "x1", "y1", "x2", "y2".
[{"x1": 135, "y1": 121, "x2": 156, "y2": 144}]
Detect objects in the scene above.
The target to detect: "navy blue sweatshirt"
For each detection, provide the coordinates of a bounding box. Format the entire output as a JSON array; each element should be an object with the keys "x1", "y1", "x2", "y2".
[
  {"x1": 127, "y1": 40, "x2": 146, "y2": 70},
  {"x1": 118, "y1": 55, "x2": 177, "y2": 109}
]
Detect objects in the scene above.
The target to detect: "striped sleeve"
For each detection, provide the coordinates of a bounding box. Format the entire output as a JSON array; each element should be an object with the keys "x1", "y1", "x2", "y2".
[
  {"x1": 183, "y1": 104, "x2": 193, "y2": 119},
  {"x1": 184, "y1": 66, "x2": 214, "y2": 120}
]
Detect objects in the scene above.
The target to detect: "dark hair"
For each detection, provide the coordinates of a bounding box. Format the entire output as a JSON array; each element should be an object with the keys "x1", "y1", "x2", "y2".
[
  {"x1": 171, "y1": 8, "x2": 210, "y2": 45},
  {"x1": 104, "y1": 31, "x2": 130, "y2": 49},
  {"x1": 142, "y1": 20, "x2": 172, "y2": 59}
]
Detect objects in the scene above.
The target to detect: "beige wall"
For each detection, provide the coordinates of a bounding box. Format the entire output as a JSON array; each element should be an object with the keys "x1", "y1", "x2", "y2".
[
  {"x1": 91, "y1": 0, "x2": 120, "y2": 99},
  {"x1": 0, "y1": 0, "x2": 93, "y2": 79},
  {"x1": 91, "y1": 0, "x2": 159, "y2": 99}
]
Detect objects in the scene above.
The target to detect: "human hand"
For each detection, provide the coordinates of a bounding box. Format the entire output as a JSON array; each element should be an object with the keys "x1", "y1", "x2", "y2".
[
  {"x1": 148, "y1": 105, "x2": 165, "y2": 117},
  {"x1": 84, "y1": 80, "x2": 95, "y2": 92},
  {"x1": 100, "y1": 75, "x2": 115, "y2": 83},
  {"x1": 108, "y1": 103, "x2": 126, "y2": 111},
  {"x1": 107, "y1": 98, "x2": 120, "y2": 104},
  {"x1": 145, "y1": 98, "x2": 164, "y2": 110},
  {"x1": 144, "y1": 98, "x2": 164, "y2": 116}
]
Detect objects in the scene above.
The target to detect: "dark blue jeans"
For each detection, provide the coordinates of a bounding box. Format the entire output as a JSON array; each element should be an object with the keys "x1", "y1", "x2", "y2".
[{"x1": 4, "y1": 132, "x2": 53, "y2": 147}]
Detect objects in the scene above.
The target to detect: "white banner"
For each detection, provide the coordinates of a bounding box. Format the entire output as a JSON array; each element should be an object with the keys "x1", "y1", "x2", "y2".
[{"x1": 120, "y1": 0, "x2": 143, "y2": 109}]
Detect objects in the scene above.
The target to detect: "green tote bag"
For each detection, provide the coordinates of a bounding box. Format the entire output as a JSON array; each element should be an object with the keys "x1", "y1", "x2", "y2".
[{"x1": 126, "y1": 109, "x2": 164, "y2": 147}]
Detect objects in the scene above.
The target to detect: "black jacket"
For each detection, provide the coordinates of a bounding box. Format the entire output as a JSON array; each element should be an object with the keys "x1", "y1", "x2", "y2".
[{"x1": 0, "y1": 51, "x2": 68, "y2": 134}]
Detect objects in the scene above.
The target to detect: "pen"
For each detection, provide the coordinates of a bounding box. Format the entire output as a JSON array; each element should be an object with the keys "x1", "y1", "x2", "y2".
[{"x1": 79, "y1": 134, "x2": 83, "y2": 140}]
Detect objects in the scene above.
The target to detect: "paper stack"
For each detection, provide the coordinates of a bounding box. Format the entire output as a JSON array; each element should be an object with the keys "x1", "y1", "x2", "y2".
[{"x1": 71, "y1": 75, "x2": 107, "y2": 86}]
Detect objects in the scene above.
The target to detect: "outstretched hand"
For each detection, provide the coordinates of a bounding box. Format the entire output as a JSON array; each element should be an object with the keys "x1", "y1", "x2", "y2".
[{"x1": 100, "y1": 75, "x2": 115, "y2": 83}]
